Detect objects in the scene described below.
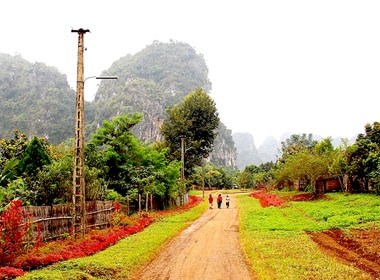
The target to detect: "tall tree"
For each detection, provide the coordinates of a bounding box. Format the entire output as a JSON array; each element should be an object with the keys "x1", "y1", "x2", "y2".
[
  {"x1": 161, "y1": 88, "x2": 220, "y2": 174},
  {"x1": 87, "y1": 113, "x2": 143, "y2": 195},
  {"x1": 343, "y1": 122, "x2": 380, "y2": 192},
  {"x1": 280, "y1": 133, "x2": 317, "y2": 160},
  {"x1": 274, "y1": 137, "x2": 334, "y2": 191},
  {"x1": 18, "y1": 136, "x2": 51, "y2": 176},
  {"x1": 87, "y1": 113, "x2": 180, "y2": 208}
]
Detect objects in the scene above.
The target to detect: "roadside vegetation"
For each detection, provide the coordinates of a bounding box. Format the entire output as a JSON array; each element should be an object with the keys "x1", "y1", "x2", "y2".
[{"x1": 15, "y1": 193, "x2": 206, "y2": 279}]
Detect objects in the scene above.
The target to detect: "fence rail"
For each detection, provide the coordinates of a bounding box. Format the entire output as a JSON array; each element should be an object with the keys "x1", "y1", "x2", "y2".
[{"x1": 22, "y1": 201, "x2": 116, "y2": 241}]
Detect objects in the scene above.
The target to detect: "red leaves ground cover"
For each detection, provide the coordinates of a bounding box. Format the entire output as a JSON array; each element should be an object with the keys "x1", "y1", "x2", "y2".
[
  {"x1": 250, "y1": 191, "x2": 286, "y2": 207},
  {"x1": 12, "y1": 217, "x2": 153, "y2": 271},
  {"x1": 0, "y1": 196, "x2": 202, "y2": 279}
]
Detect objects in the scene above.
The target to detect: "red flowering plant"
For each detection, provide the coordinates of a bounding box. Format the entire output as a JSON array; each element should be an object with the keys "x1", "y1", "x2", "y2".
[
  {"x1": 250, "y1": 191, "x2": 286, "y2": 208},
  {"x1": 0, "y1": 200, "x2": 31, "y2": 266},
  {"x1": 0, "y1": 266, "x2": 25, "y2": 279},
  {"x1": 110, "y1": 202, "x2": 135, "y2": 228}
]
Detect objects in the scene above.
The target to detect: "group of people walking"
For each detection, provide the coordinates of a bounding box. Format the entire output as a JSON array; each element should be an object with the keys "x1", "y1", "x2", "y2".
[{"x1": 208, "y1": 193, "x2": 230, "y2": 209}]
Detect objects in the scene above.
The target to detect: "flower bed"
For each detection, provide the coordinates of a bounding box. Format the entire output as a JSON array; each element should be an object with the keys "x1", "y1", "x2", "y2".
[{"x1": 249, "y1": 191, "x2": 286, "y2": 207}]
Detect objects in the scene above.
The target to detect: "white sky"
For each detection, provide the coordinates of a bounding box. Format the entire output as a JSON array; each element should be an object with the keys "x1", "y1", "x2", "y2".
[{"x1": 1, "y1": 0, "x2": 380, "y2": 146}]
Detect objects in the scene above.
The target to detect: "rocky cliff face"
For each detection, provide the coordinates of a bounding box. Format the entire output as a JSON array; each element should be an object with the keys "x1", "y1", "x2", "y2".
[
  {"x1": 209, "y1": 123, "x2": 236, "y2": 167},
  {"x1": 233, "y1": 132, "x2": 260, "y2": 170}
]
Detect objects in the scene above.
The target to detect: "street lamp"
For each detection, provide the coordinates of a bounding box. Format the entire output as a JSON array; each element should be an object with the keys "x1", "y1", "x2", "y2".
[
  {"x1": 85, "y1": 76, "x2": 118, "y2": 82},
  {"x1": 71, "y1": 28, "x2": 117, "y2": 238}
]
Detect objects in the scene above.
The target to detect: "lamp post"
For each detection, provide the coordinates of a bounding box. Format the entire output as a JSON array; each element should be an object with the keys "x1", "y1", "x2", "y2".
[{"x1": 71, "y1": 28, "x2": 117, "y2": 238}]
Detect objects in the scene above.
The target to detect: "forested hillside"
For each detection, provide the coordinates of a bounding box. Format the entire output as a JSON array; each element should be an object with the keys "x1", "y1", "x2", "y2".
[
  {"x1": 0, "y1": 53, "x2": 75, "y2": 144},
  {"x1": 0, "y1": 42, "x2": 237, "y2": 167}
]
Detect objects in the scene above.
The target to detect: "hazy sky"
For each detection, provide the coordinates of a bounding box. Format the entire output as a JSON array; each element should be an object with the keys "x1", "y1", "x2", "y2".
[{"x1": 1, "y1": 0, "x2": 380, "y2": 145}]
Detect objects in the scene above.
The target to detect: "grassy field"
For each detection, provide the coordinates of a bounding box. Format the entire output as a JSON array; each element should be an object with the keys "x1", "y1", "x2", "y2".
[
  {"x1": 237, "y1": 192, "x2": 380, "y2": 279},
  {"x1": 17, "y1": 191, "x2": 380, "y2": 279}
]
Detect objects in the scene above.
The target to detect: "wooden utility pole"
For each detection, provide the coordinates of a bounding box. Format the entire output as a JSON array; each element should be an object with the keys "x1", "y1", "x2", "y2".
[
  {"x1": 71, "y1": 28, "x2": 90, "y2": 238},
  {"x1": 180, "y1": 135, "x2": 185, "y2": 206},
  {"x1": 202, "y1": 158, "x2": 205, "y2": 198}
]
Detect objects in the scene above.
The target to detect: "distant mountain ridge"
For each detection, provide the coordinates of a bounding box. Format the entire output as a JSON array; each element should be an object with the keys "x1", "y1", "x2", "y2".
[{"x1": 233, "y1": 132, "x2": 358, "y2": 170}]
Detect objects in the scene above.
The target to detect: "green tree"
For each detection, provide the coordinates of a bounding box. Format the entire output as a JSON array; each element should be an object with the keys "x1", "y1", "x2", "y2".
[
  {"x1": 237, "y1": 164, "x2": 261, "y2": 189},
  {"x1": 351, "y1": 122, "x2": 380, "y2": 193},
  {"x1": 274, "y1": 137, "x2": 334, "y2": 192},
  {"x1": 362, "y1": 122, "x2": 380, "y2": 145},
  {"x1": 87, "y1": 113, "x2": 143, "y2": 196},
  {"x1": 18, "y1": 136, "x2": 51, "y2": 177},
  {"x1": 88, "y1": 114, "x2": 181, "y2": 208},
  {"x1": 328, "y1": 140, "x2": 349, "y2": 191},
  {"x1": 280, "y1": 133, "x2": 317, "y2": 160},
  {"x1": 237, "y1": 171, "x2": 252, "y2": 189},
  {"x1": 161, "y1": 88, "x2": 220, "y2": 175},
  {"x1": 31, "y1": 155, "x2": 73, "y2": 205},
  {"x1": 346, "y1": 138, "x2": 379, "y2": 192}
]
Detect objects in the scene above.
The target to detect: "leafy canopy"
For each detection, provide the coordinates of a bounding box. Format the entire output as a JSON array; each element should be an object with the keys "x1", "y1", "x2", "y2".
[{"x1": 161, "y1": 88, "x2": 220, "y2": 174}]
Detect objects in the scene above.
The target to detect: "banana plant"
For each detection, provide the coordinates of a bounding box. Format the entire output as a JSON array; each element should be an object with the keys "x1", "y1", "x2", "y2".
[{"x1": 0, "y1": 158, "x2": 19, "y2": 185}]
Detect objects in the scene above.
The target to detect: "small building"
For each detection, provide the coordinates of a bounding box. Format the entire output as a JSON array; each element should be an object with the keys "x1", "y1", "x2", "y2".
[{"x1": 314, "y1": 177, "x2": 343, "y2": 195}]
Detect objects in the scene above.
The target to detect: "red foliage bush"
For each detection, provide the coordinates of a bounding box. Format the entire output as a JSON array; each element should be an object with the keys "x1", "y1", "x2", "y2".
[
  {"x1": 0, "y1": 200, "x2": 31, "y2": 266},
  {"x1": 0, "y1": 266, "x2": 25, "y2": 278},
  {"x1": 250, "y1": 191, "x2": 286, "y2": 207}
]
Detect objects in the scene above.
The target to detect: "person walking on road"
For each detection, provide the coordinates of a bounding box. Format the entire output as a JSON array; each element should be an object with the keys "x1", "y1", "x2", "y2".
[
  {"x1": 208, "y1": 194, "x2": 213, "y2": 209},
  {"x1": 226, "y1": 195, "x2": 230, "y2": 208},
  {"x1": 217, "y1": 194, "x2": 223, "y2": 209}
]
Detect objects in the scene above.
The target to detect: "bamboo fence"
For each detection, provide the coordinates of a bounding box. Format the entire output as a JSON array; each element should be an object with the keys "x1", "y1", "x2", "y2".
[{"x1": 22, "y1": 201, "x2": 115, "y2": 241}]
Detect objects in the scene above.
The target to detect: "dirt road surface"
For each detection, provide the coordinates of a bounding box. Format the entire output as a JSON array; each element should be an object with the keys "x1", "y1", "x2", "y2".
[{"x1": 131, "y1": 194, "x2": 255, "y2": 280}]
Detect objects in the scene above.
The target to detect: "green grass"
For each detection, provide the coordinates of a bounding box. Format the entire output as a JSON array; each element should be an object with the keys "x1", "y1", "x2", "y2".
[
  {"x1": 237, "y1": 193, "x2": 379, "y2": 279},
  {"x1": 17, "y1": 198, "x2": 207, "y2": 280},
  {"x1": 293, "y1": 193, "x2": 380, "y2": 229}
]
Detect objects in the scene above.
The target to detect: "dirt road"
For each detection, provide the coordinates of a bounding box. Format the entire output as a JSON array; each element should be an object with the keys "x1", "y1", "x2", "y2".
[{"x1": 131, "y1": 194, "x2": 255, "y2": 280}]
